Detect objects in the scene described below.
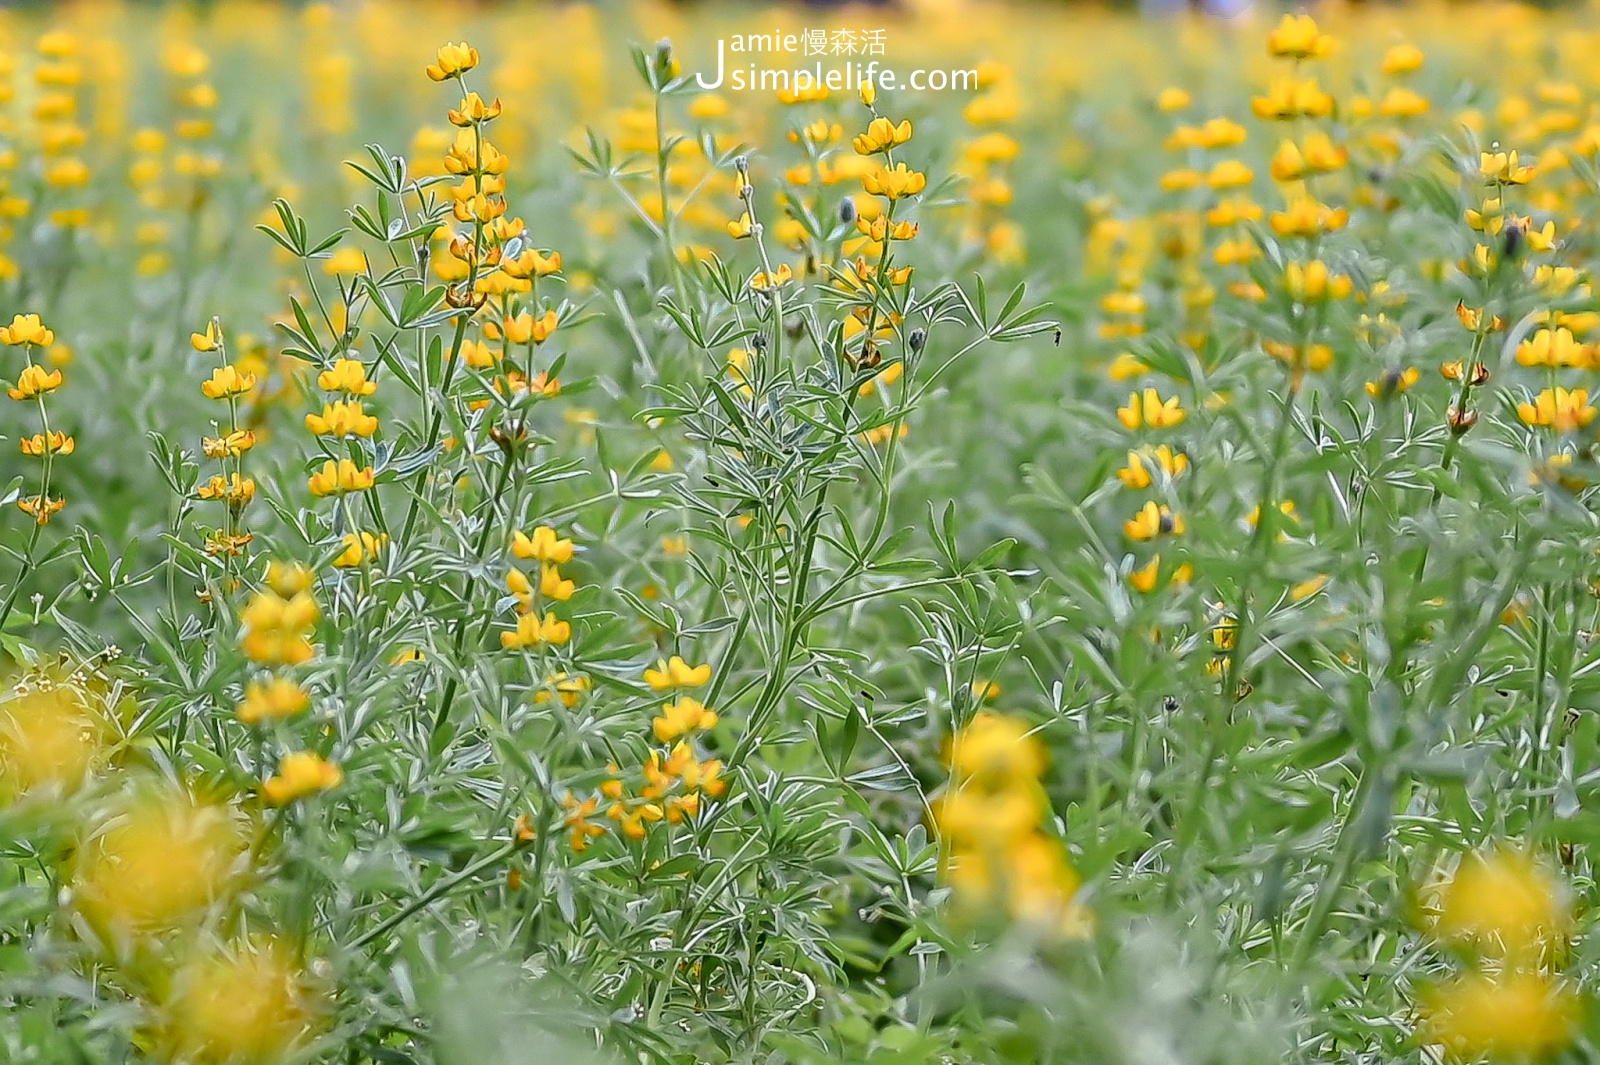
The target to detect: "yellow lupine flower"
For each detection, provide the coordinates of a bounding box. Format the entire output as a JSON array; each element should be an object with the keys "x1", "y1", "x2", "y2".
[
  {"x1": 196, "y1": 473, "x2": 256, "y2": 507},
  {"x1": 1124, "y1": 501, "x2": 1184, "y2": 541},
  {"x1": 446, "y1": 92, "x2": 502, "y2": 127},
  {"x1": 1381, "y1": 43, "x2": 1424, "y2": 75},
  {"x1": 321, "y1": 247, "x2": 367, "y2": 276},
  {"x1": 1480, "y1": 150, "x2": 1536, "y2": 185},
  {"x1": 190, "y1": 321, "x2": 222, "y2": 352},
  {"x1": 861, "y1": 162, "x2": 927, "y2": 199},
  {"x1": 1116, "y1": 388, "x2": 1186, "y2": 430},
  {"x1": 653, "y1": 696, "x2": 719, "y2": 743},
  {"x1": 540, "y1": 564, "x2": 576, "y2": 602},
  {"x1": 0, "y1": 313, "x2": 54, "y2": 346},
  {"x1": 1251, "y1": 78, "x2": 1334, "y2": 121},
  {"x1": 511, "y1": 526, "x2": 574, "y2": 564},
  {"x1": 500, "y1": 610, "x2": 572, "y2": 649},
  {"x1": 644, "y1": 655, "x2": 713, "y2": 690},
  {"x1": 1115, "y1": 446, "x2": 1189, "y2": 489},
  {"x1": 308, "y1": 458, "x2": 375, "y2": 496},
  {"x1": 1284, "y1": 260, "x2": 1351, "y2": 301},
  {"x1": 317, "y1": 358, "x2": 377, "y2": 396},
  {"x1": 1365, "y1": 367, "x2": 1421, "y2": 399},
  {"x1": 1127, "y1": 555, "x2": 1193, "y2": 593},
  {"x1": 1421, "y1": 970, "x2": 1576, "y2": 1063},
  {"x1": 1516, "y1": 328, "x2": 1590, "y2": 369},
  {"x1": 1518, "y1": 387, "x2": 1596, "y2": 433},
  {"x1": 1265, "y1": 13, "x2": 1332, "y2": 60},
  {"x1": 425, "y1": 41, "x2": 479, "y2": 81},
  {"x1": 852, "y1": 116, "x2": 912, "y2": 156},
  {"x1": 1155, "y1": 86, "x2": 1191, "y2": 112},
  {"x1": 200, "y1": 364, "x2": 256, "y2": 399},
  {"x1": 237, "y1": 677, "x2": 311, "y2": 726},
  {"x1": 159, "y1": 937, "x2": 321, "y2": 1065},
  {"x1": 72, "y1": 790, "x2": 245, "y2": 936},
  {"x1": 305, "y1": 401, "x2": 379, "y2": 437},
  {"x1": 8, "y1": 364, "x2": 63, "y2": 400},
  {"x1": 202, "y1": 430, "x2": 257, "y2": 458},
  {"x1": 1433, "y1": 848, "x2": 1568, "y2": 954},
  {"x1": 332, "y1": 532, "x2": 388, "y2": 568},
  {"x1": 19, "y1": 431, "x2": 74, "y2": 456},
  {"x1": 262, "y1": 751, "x2": 342, "y2": 805}
]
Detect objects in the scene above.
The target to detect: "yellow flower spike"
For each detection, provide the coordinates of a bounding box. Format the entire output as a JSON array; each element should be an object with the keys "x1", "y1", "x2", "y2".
[
  {"x1": 317, "y1": 358, "x2": 378, "y2": 396},
  {"x1": 644, "y1": 655, "x2": 713, "y2": 691},
  {"x1": 1107, "y1": 353, "x2": 1149, "y2": 381},
  {"x1": 0, "y1": 683, "x2": 114, "y2": 802},
  {"x1": 237, "y1": 677, "x2": 311, "y2": 726},
  {"x1": 266, "y1": 562, "x2": 315, "y2": 598},
  {"x1": 511, "y1": 526, "x2": 574, "y2": 564},
  {"x1": 425, "y1": 41, "x2": 479, "y2": 82},
  {"x1": 1, "y1": 313, "x2": 55, "y2": 347},
  {"x1": 239, "y1": 590, "x2": 318, "y2": 666},
  {"x1": 506, "y1": 567, "x2": 534, "y2": 605},
  {"x1": 261, "y1": 751, "x2": 342, "y2": 806},
  {"x1": 1284, "y1": 260, "x2": 1352, "y2": 302},
  {"x1": 8, "y1": 364, "x2": 64, "y2": 401}
]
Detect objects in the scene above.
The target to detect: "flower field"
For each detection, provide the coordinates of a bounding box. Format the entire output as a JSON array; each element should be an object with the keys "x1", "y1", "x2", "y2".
[{"x1": 4, "y1": 1, "x2": 1600, "y2": 1061}]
